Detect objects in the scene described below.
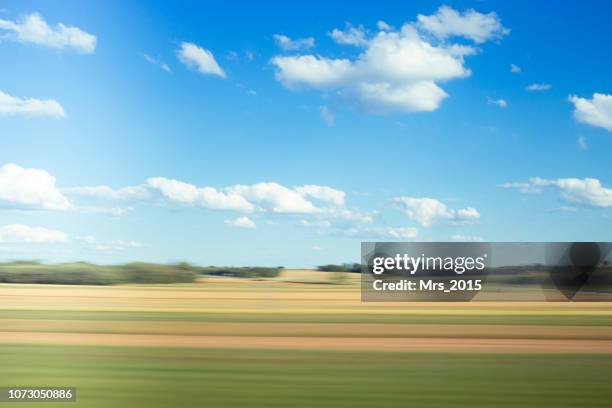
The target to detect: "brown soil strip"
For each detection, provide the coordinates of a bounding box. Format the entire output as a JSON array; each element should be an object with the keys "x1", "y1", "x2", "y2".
[
  {"x1": 2, "y1": 332, "x2": 612, "y2": 353},
  {"x1": 3, "y1": 321, "x2": 612, "y2": 340}
]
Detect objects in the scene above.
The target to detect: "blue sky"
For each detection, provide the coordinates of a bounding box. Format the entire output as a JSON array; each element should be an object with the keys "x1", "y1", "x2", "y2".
[{"x1": 1, "y1": 0, "x2": 611, "y2": 267}]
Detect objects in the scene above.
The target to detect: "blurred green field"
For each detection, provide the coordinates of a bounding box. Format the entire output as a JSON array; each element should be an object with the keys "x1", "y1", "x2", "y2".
[
  {"x1": 1, "y1": 346, "x2": 611, "y2": 408},
  {"x1": 1, "y1": 275, "x2": 612, "y2": 407}
]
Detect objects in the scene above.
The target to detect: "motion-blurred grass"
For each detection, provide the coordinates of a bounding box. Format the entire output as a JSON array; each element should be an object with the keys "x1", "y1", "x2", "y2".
[{"x1": 1, "y1": 346, "x2": 611, "y2": 408}]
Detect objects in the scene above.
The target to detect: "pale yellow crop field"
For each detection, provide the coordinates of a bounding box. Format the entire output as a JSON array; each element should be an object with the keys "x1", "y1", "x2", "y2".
[{"x1": 1, "y1": 270, "x2": 612, "y2": 353}]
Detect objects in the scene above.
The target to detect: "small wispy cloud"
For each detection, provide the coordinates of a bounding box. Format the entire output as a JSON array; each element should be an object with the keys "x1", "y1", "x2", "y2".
[
  {"x1": 578, "y1": 135, "x2": 588, "y2": 150},
  {"x1": 142, "y1": 53, "x2": 171, "y2": 72},
  {"x1": 526, "y1": 83, "x2": 551, "y2": 91},
  {"x1": 510, "y1": 64, "x2": 521, "y2": 73},
  {"x1": 225, "y1": 216, "x2": 256, "y2": 229},
  {"x1": 78, "y1": 237, "x2": 143, "y2": 253},
  {"x1": 177, "y1": 42, "x2": 225, "y2": 78},
  {"x1": 319, "y1": 105, "x2": 335, "y2": 126},
  {"x1": 273, "y1": 34, "x2": 315, "y2": 51},
  {"x1": 487, "y1": 97, "x2": 507, "y2": 108}
]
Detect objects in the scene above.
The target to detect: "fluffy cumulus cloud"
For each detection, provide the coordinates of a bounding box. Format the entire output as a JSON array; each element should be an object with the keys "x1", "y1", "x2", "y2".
[
  {"x1": 294, "y1": 184, "x2": 345, "y2": 207},
  {"x1": 0, "y1": 90, "x2": 65, "y2": 118},
  {"x1": 416, "y1": 5, "x2": 509, "y2": 43},
  {"x1": 65, "y1": 174, "x2": 348, "y2": 217},
  {"x1": 0, "y1": 12, "x2": 96, "y2": 53},
  {"x1": 177, "y1": 42, "x2": 226, "y2": 78},
  {"x1": 394, "y1": 197, "x2": 480, "y2": 227},
  {"x1": 387, "y1": 226, "x2": 418, "y2": 239},
  {"x1": 568, "y1": 93, "x2": 612, "y2": 132},
  {"x1": 147, "y1": 177, "x2": 253, "y2": 212},
  {"x1": 271, "y1": 6, "x2": 507, "y2": 114},
  {"x1": 60, "y1": 172, "x2": 375, "y2": 235},
  {"x1": 0, "y1": 163, "x2": 71, "y2": 210},
  {"x1": 502, "y1": 177, "x2": 612, "y2": 208},
  {"x1": 0, "y1": 224, "x2": 67, "y2": 243},
  {"x1": 224, "y1": 216, "x2": 256, "y2": 229},
  {"x1": 273, "y1": 34, "x2": 315, "y2": 51},
  {"x1": 227, "y1": 182, "x2": 321, "y2": 213}
]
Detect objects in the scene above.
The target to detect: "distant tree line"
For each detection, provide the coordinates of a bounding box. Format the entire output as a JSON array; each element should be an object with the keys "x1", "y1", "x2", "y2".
[
  {"x1": 200, "y1": 266, "x2": 281, "y2": 279},
  {"x1": 0, "y1": 261, "x2": 282, "y2": 285},
  {"x1": 317, "y1": 263, "x2": 361, "y2": 273}
]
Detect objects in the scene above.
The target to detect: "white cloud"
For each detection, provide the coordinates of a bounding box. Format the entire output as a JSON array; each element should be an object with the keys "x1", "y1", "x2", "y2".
[
  {"x1": 147, "y1": 177, "x2": 254, "y2": 212},
  {"x1": 0, "y1": 163, "x2": 71, "y2": 210},
  {"x1": 510, "y1": 64, "x2": 521, "y2": 73},
  {"x1": 66, "y1": 176, "x2": 348, "y2": 217},
  {"x1": 319, "y1": 105, "x2": 335, "y2": 125},
  {"x1": 0, "y1": 90, "x2": 65, "y2": 118},
  {"x1": 377, "y1": 20, "x2": 391, "y2": 31},
  {"x1": 526, "y1": 83, "x2": 551, "y2": 91},
  {"x1": 0, "y1": 12, "x2": 96, "y2": 53},
  {"x1": 395, "y1": 197, "x2": 480, "y2": 227},
  {"x1": 456, "y1": 207, "x2": 480, "y2": 220},
  {"x1": 142, "y1": 53, "x2": 171, "y2": 72},
  {"x1": 578, "y1": 135, "x2": 588, "y2": 150},
  {"x1": 387, "y1": 226, "x2": 418, "y2": 239},
  {"x1": 227, "y1": 182, "x2": 319, "y2": 213},
  {"x1": 416, "y1": 5, "x2": 509, "y2": 43},
  {"x1": 569, "y1": 93, "x2": 612, "y2": 132},
  {"x1": 273, "y1": 34, "x2": 315, "y2": 51},
  {"x1": 272, "y1": 7, "x2": 504, "y2": 114},
  {"x1": 502, "y1": 177, "x2": 612, "y2": 208},
  {"x1": 499, "y1": 180, "x2": 542, "y2": 193},
  {"x1": 272, "y1": 55, "x2": 352, "y2": 89},
  {"x1": 329, "y1": 23, "x2": 367, "y2": 46},
  {"x1": 295, "y1": 184, "x2": 345, "y2": 206},
  {"x1": 488, "y1": 97, "x2": 507, "y2": 108},
  {"x1": 0, "y1": 224, "x2": 67, "y2": 243},
  {"x1": 450, "y1": 234, "x2": 483, "y2": 242},
  {"x1": 225, "y1": 216, "x2": 256, "y2": 229},
  {"x1": 177, "y1": 42, "x2": 225, "y2": 78}
]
